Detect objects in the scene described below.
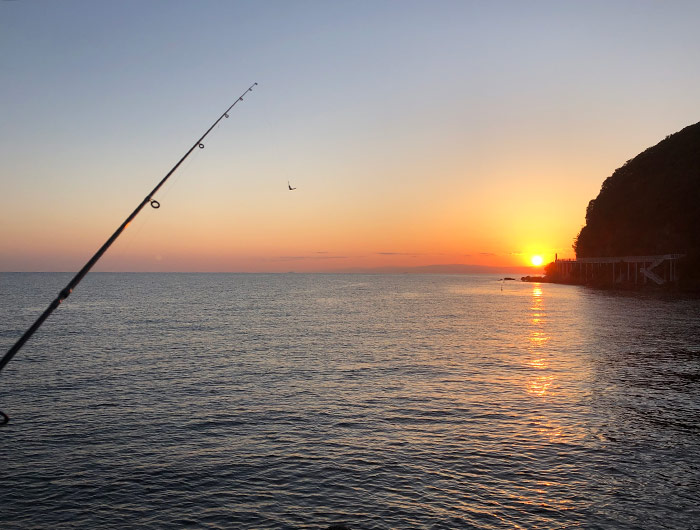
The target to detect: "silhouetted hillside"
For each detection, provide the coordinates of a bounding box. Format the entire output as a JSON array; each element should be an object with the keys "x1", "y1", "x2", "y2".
[{"x1": 573, "y1": 121, "x2": 700, "y2": 287}]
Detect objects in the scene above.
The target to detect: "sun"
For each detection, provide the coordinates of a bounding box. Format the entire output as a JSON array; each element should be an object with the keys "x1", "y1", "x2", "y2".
[{"x1": 531, "y1": 255, "x2": 544, "y2": 266}]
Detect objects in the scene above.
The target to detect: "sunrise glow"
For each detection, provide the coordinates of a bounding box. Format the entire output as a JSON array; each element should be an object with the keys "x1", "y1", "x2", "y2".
[{"x1": 1, "y1": 3, "x2": 698, "y2": 273}]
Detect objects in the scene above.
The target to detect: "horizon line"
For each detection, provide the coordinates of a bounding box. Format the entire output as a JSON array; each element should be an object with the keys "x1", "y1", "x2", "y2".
[{"x1": 0, "y1": 263, "x2": 543, "y2": 275}]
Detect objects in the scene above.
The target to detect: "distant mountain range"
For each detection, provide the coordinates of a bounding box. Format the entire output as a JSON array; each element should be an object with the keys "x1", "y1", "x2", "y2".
[{"x1": 339, "y1": 263, "x2": 535, "y2": 274}]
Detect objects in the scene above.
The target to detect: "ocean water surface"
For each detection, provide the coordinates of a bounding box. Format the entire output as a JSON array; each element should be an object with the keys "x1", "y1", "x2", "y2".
[{"x1": 1, "y1": 273, "x2": 699, "y2": 529}]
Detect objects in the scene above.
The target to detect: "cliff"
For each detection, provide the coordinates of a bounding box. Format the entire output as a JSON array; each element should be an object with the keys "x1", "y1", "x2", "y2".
[{"x1": 571, "y1": 121, "x2": 700, "y2": 288}]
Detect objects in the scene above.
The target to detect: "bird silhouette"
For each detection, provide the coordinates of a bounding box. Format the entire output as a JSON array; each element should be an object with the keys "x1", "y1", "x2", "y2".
[{"x1": 288, "y1": 181, "x2": 296, "y2": 190}]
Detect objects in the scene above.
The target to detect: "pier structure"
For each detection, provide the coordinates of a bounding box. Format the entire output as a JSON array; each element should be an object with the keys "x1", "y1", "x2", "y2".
[{"x1": 553, "y1": 254, "x2": 685, "y2": 286}]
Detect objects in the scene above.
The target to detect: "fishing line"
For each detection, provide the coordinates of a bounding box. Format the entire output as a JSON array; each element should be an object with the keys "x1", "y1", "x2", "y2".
[
  {"x1": 155, "y1": 138, "x2": 204, "y2": 203},
  {"x1": 102, "y1": 197, "x2": 157, "y2": 265},
  {"x1": 110, "y1": 145, "x2": 204, "y2": 263},
  {"x1": 0, "y1": 82, "x2": 258, "y2": 424}
]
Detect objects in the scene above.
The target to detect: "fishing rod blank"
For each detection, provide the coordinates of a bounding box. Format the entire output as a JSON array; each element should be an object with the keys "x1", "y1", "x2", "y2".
[{"x1": 0, "y1": 83, "x2": 258, "y2": 424}]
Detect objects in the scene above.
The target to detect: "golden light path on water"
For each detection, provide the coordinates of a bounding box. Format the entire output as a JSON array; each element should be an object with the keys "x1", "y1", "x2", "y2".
[{"x1": 527, "y1": 284, "x2": 554, "y2": 398}]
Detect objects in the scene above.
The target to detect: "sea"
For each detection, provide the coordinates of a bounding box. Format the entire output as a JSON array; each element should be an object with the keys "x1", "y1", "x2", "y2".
[{"x1": 1, "y1": 272, "x2": 699, "y2": 529}]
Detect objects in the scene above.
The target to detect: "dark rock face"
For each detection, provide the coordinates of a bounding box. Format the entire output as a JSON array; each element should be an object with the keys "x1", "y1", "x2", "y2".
[{"x1": 573, "y1": 121, "x2": 700, "y2": 260}]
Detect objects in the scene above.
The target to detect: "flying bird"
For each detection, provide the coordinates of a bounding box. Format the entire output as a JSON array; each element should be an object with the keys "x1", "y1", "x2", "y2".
[{"x1": 288, "y1": 181, "x2": 297, "y2": 190}]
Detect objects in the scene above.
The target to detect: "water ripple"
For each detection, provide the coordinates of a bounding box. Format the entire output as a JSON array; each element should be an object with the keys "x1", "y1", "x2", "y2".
[{"x1": 1, "y1": 273, "x2": 699, "y2": 529}]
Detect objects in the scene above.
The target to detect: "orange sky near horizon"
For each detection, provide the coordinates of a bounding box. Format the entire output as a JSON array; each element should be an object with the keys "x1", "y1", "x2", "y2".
[{"x1": 2, "y1": 2, "x2": 700, "y2": 273}]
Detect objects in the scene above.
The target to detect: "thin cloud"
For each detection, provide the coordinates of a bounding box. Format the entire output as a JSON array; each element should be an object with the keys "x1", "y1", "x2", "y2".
[{"x1": 274, "y1": 254, "x2": 349, "y2": 261}]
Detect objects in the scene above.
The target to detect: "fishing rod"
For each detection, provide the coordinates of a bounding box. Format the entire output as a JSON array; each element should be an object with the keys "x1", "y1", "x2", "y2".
[{"x1": 0, "y1": 82, "x2": 258, "y2": 424}]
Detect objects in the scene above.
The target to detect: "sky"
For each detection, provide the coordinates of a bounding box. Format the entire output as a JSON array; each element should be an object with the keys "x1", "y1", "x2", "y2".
[{"x1": 1, "y1": 0, "x2": 699, "y2": 273}]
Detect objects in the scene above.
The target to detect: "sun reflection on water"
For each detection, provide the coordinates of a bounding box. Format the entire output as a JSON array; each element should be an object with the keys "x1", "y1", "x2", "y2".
[
  {"x1": 528, "y1": 357, "x2": 547, "y2": 370},
  {"x1": 527, "y1": 374, "x2": 554, "y2": 396},
  {"x1": 526, "y1": 283, "x2": 552, "y2": 397},
  {"x1": 519, "y1": 282, "x2": 594, "y2": 448}
]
